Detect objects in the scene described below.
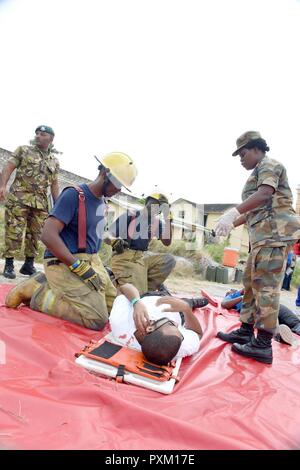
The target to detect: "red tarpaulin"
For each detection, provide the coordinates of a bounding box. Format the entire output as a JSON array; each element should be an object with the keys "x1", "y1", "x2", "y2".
[{"x1": 1, "y1": 284, "x2": 300, "y2": 450}]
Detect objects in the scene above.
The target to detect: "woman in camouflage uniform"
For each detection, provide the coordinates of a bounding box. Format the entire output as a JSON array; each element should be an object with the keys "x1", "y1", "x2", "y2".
[{"x1": 215, "y1": 131, "x2": 300, "y2": 364}]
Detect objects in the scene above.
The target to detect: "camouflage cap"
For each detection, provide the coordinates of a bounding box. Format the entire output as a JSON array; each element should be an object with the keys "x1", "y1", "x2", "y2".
[
  {"x1": 232, "y1": 131, "x2": 262, "y2": 156},
  {"x1": 35, "y1": 125, "x2": 55, "y2": 136}
]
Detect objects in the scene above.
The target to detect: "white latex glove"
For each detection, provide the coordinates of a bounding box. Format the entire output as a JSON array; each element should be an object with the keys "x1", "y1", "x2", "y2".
[{"x1": 215, "y1": 207, "x2": 241, "y2": 237}]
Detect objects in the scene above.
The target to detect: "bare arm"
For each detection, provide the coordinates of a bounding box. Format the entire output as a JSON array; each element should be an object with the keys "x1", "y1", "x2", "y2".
[
  {"x1": 119, "y1": 283, "x2": 150, "y2": 334},
  {"x1": 215, "y1": 185, "x2": 274, "y2": 237},
  {"x1": 236, "y1": 185, "x2": 274, "y2": 215},
  {"x1": 41, "y1": 217, "x2": 77, "y2": 266},
  {"x1": 156, "y1": 296, "x2": 203, "y2": 338},
  {"x1": 233, "y1": 214, "x2": 247, "y2": 228},
  {"x1": 181, "y1": 309, "x2": 203, "y2": 338},
  {"x1": 119, "y1": 283, "x2": 140, "y2": 303},
  {"x1": 221, "y1": 296, "x2": 243, "y2": 310},
  {"x1": 50, "y1": 179, "x2": 60, "y2": 203},
  {"x1": 0, "y1": 161, "x2": 16, "y2": 200},
  {"x1": 221, "y1": 289, "x2": 244, "y2": 310}
]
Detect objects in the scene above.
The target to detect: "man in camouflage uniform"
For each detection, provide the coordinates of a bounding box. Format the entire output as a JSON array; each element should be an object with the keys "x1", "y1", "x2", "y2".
[
  {"x1": 0, "y1": 125, "x2": 60, "y2": 279},
  {"x1": 5, "y1": 153, "x2": 138, "y2": 331},
  {"x1": 106, "y1": 193, "x2": 176, "y2": 295},
  {"x1": 215, "y1": 131, "x2": 300, "y2": 364}
]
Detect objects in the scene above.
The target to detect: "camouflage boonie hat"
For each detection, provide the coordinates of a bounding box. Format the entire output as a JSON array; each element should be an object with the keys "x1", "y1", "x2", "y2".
[
  {"x1": 35, "y1": 125, "x2": 55, "y2": 136},
  {"x1": 232, "y1": 130, "x2": 262, "y2": 156}
]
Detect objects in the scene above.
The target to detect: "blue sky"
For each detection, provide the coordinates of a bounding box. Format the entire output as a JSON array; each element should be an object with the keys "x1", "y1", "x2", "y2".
[{"x1": 1, "y1": 0, "x2": 300, "y2": 203}]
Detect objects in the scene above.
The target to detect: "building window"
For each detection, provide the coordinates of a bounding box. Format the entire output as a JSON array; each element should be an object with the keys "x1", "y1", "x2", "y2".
[{"x1": 178, "y1": 210, "x2": 185, "y2": 219}]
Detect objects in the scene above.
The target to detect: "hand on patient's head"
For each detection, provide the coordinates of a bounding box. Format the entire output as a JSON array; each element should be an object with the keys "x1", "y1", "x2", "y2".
[{"x1": 133, "y1": 300, "x2": 150, "y2": 335}]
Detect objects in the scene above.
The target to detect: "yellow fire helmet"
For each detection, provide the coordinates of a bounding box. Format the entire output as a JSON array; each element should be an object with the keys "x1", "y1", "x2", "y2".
[
  {"x1": 147, "y1": 192, "x2": 169, "y2": 204},
  {"x1": 97, "y1": 152, "x2": 138, "y2": 191}
]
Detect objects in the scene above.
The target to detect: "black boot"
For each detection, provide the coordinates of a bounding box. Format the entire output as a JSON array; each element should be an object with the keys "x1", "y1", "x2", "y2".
[
  {"x1": 181, "y1": 297, "x2": 209, "y2": 309},
  {"x1": 217, "y1": 322, "x2": 254, "y2": 344},
  {"x1": 19, "y1": 257, "x2": 37, "y2": 276},
  {"x1": 3, "y1": 257, "x2": 16, "y2": 279},
  {"x1": 231, "y1": 330, "x2": 273, "y2": 364}
]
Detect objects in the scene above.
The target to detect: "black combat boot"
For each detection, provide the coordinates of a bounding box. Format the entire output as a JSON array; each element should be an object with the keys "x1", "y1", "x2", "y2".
[
  {"x1": 19, "y1": 257, "x2": 37, "y2": 276},
  {"x1": 181, "y1": 297, "x2": 209, "y2": 309},
  {"x1": 3, "y1": 257, "x2": 16, "y2": 279},
  {"x1": 217, "y1": 322, "x2": 254, "y2": 344},
  {"x1": 231, "y1": 329, "x2": 273, "y2": 364}
]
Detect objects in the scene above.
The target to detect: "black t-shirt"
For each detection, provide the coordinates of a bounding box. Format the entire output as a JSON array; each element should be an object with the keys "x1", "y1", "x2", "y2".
[{"x1": 109, "y1": 210, "x2": 164, "y2": 251}]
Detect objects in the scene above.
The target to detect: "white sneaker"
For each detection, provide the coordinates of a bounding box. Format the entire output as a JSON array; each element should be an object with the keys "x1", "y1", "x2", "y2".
[{"x1": 278, "y1": 324, "x2": 299, "y2": 347}]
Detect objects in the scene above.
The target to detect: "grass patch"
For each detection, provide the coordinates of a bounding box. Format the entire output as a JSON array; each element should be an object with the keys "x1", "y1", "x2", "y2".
[
  {"x1": 203, "y1": 242, "x2": 226, "y2": 264},
  {"x1": 292, "y1": 265, "x2": 300, "y2": 289},
  {"x1": 149, "y1": 239, "x2": 218, "y2": 278}
]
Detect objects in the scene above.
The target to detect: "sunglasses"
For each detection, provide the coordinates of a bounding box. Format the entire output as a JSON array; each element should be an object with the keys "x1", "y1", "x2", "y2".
[{"x1": 147, "y1": 317, "x2": 184, "y2": 342}]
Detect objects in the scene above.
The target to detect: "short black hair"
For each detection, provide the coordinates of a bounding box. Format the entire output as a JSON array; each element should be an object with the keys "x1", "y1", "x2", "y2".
[
  {"x1": 244, "y1": 138, "x2": 270, "y2": 153},
  {"x1": 141, "y1": 329, "x2": 182, "y2": 365}
]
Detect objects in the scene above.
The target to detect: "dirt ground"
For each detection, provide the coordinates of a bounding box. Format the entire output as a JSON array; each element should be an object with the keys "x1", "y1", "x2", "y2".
[{"x1": 0, "y1": 258, "x2": 298, "y2": 314}]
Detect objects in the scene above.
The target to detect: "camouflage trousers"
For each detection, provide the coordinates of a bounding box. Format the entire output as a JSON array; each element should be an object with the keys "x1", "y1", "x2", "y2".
[
  {"x1": 111, "y1": 249, "x2": 176, "y2": 295},
  {"x1": 4, "y1": 197, "x2": 48, "y2": 258},
  {"x1": 30, "y1": 253, "x2": 117, "y2": 330},
  {"x1": 240, "y1": 245, "x2": 290, "y2": 333}
]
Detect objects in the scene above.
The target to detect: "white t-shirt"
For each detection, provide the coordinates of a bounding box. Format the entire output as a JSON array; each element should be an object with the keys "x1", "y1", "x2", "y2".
[{"x1": 109, "y1": 295, "x2": 200, "y2": 358}]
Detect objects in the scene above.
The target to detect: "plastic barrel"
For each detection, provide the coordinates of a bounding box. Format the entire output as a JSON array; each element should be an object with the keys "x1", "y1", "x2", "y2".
[
  {"x1": 215, "y1": 267, "x2": 223, "y2": 283},
  {"x1": 206, "y1": 266, "x2": 216, "y2": 282},
  {"x1": 235, "y1": 268, "x2": 243, "y2": 283},
  {"x1": 215, "y1": 266, "x2": 229, "y2": 284},
  {"x1": 222, "y1": 247, "x2": 240, "y2": 268}
]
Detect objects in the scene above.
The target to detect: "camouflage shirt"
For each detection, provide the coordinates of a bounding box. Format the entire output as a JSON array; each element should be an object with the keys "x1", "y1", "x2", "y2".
[
  {"x1": 242, "y1": 156, "x2": 300, "y2": 248},
  {"x1": 7, "y1": 145, "x2": 60, "y2": 210}
]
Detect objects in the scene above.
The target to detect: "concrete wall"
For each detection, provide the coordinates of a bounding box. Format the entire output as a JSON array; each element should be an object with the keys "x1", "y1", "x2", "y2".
[{"x1": 171, "y1": 199, "x2": 204, "y2": 247}]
